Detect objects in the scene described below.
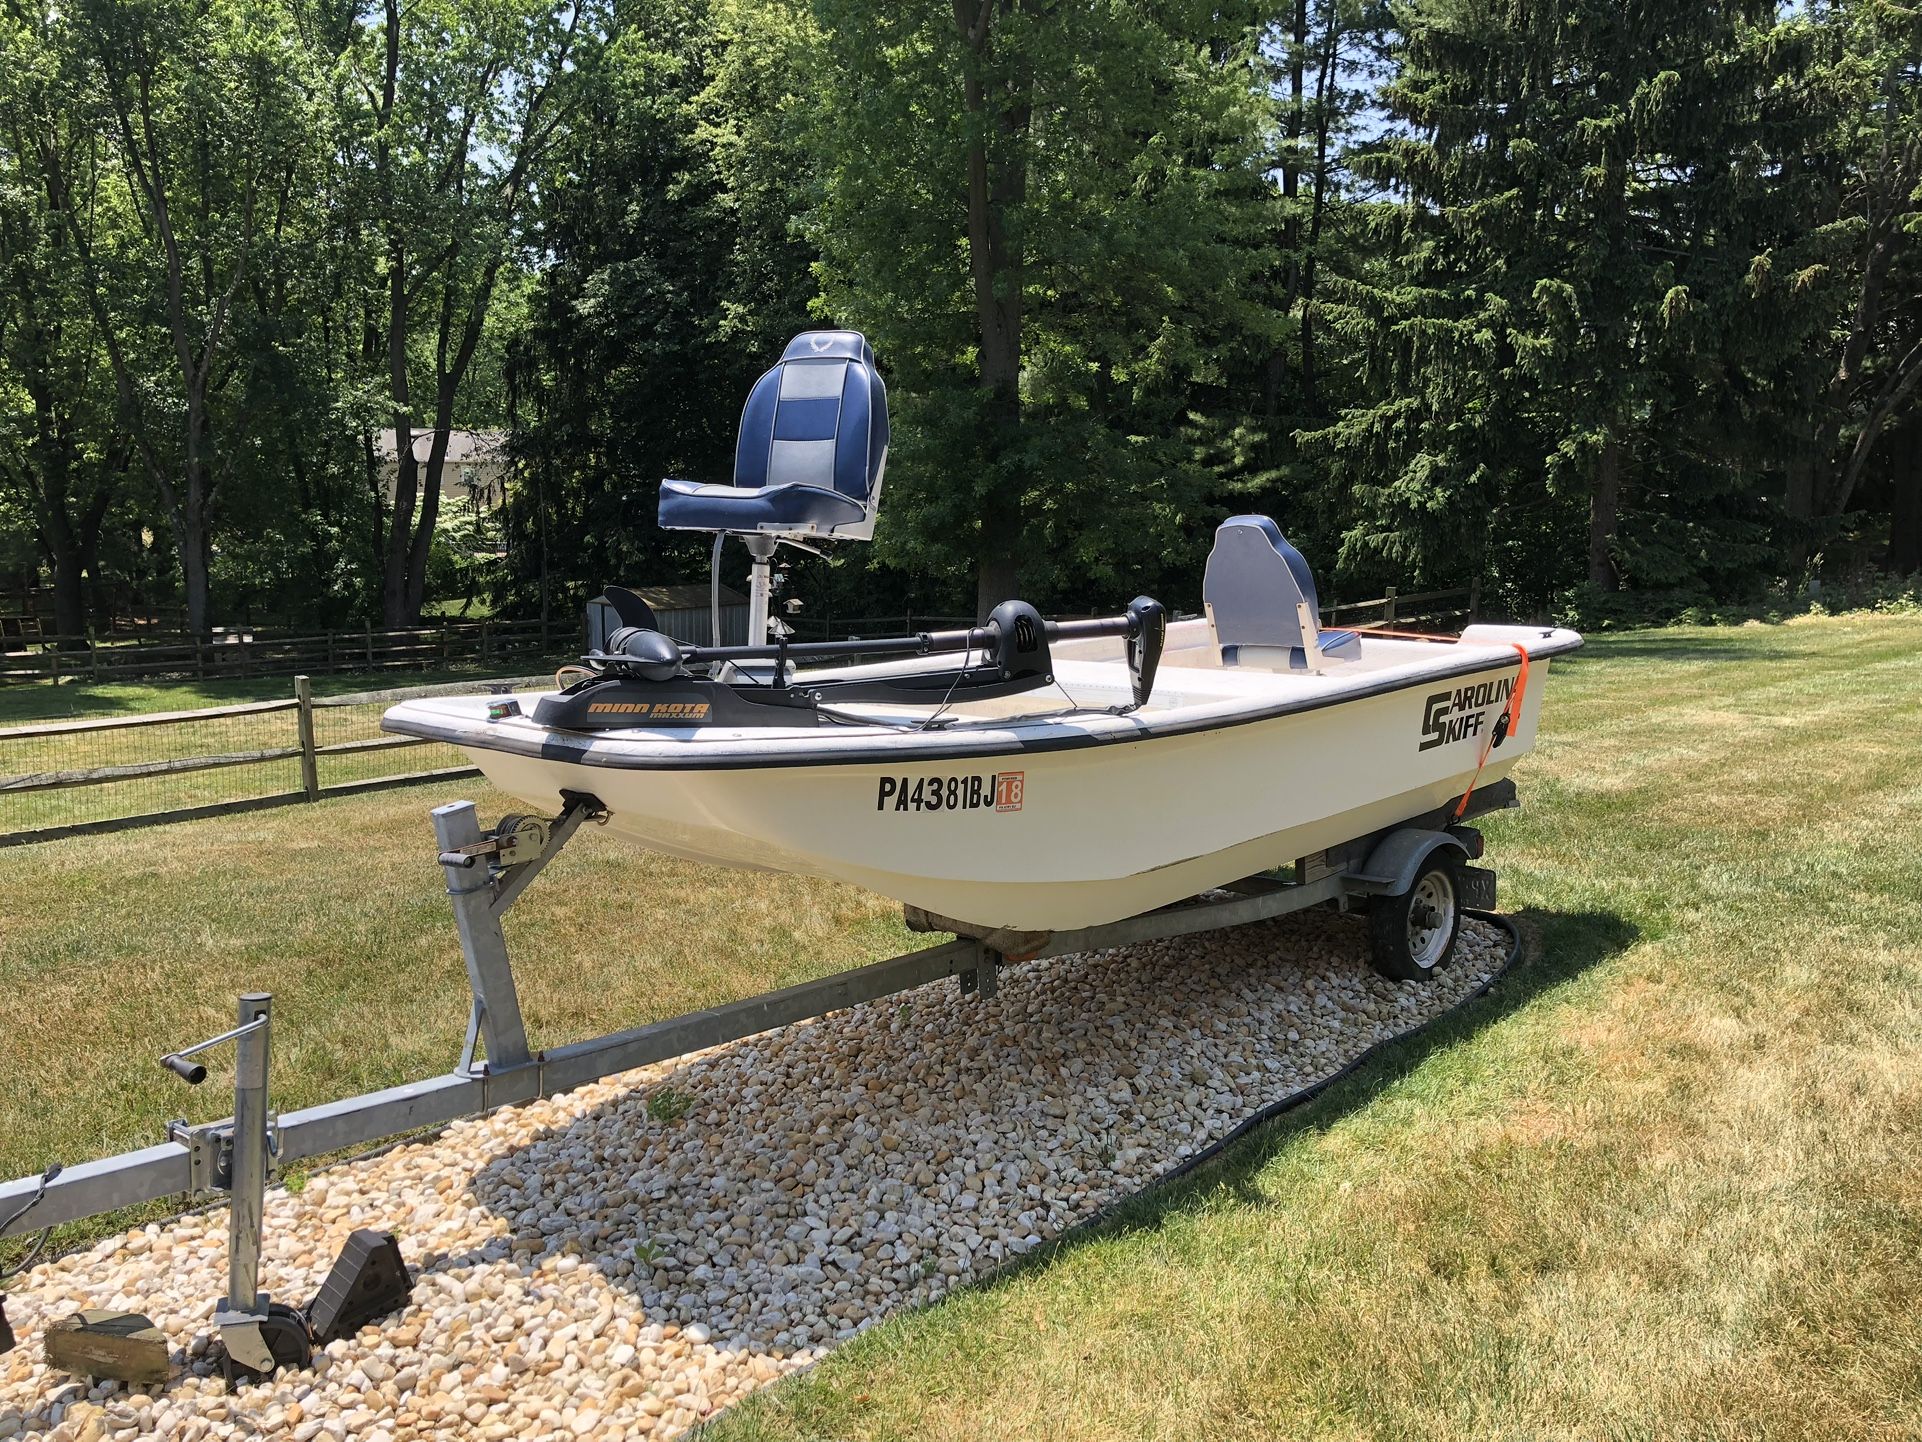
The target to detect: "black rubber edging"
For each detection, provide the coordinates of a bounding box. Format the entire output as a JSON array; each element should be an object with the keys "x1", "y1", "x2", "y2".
[
  {"x1": 945, "y1": 907, "x2": 1527, "y2": 1289},
  {"x1": 707, "y1": 909, "x2": 1529, "y2": 1425},
  {"x1": 1134, "y1": 908, "x2": 1524, "y2": 1196}
]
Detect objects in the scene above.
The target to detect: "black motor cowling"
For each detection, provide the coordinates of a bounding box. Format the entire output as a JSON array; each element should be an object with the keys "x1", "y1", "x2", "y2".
[
  {"x1": 603, "y1": 626, "x2": 686, "y2": 681},
  {"x1": 985, "y1": 600, "x2": 1052, "y2": 685}
]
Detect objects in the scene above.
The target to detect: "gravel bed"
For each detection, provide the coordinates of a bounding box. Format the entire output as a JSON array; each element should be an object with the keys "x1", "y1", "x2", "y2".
[{"x1": 0, "y1": 910, "x2": 1510, "y2": 1442}]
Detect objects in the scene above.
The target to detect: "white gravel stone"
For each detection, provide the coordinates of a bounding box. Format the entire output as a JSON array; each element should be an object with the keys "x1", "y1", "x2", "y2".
[{"x1": 0, "y1": 910, "x2": 1507, "y2": 1441}]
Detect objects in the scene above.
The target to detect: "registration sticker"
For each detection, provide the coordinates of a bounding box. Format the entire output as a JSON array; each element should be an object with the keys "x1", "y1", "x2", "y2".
[{"x1": 876, "y1": 771, "x2": 1025, "y2": 814}]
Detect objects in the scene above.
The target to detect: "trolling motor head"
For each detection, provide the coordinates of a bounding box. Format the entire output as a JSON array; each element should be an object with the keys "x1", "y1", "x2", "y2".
[
  {"x1": 1125, "y1": 596, "x2": 1166, "y2": 709},
  {"x1": 984, "y1": 600, "x2": 1052, "y2": 687},
  {"x1": 602, "y1": 626, "x2": 686, "y2": 681}
]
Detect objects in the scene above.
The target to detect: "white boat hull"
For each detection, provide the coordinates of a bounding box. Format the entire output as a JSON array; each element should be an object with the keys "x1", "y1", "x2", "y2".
[{"x1": 403, "y1": 624, "x2": 1574, "y2": 932}]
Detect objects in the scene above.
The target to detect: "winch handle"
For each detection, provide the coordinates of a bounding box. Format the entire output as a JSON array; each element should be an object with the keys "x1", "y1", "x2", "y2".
[
  {"x1": 161, "y1": 1054, "x2": 209, "y2": 1085},
  {"x1": 158, "y1": 1013, "x2": 270, "y2": 1087}
]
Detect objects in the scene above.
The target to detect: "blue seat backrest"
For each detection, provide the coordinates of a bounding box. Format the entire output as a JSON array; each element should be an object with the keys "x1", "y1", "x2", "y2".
[
  {"x1": 735, "y1": 330, "x2": 889, "y2": 501},
  {"x1": 1205, "y1": 514, "x2": 1331, "y2": 656}
]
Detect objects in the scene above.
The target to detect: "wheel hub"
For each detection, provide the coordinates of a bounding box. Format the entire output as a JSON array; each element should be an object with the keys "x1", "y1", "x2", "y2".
[{"x1": 1405, "y1": 870, "x2": 1456, "y2": 971}]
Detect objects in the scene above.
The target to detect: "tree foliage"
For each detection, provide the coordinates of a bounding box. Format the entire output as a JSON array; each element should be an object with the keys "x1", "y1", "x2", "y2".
[{"x1": 0, "y1": 0, "x2": 1916, "y2": 635}]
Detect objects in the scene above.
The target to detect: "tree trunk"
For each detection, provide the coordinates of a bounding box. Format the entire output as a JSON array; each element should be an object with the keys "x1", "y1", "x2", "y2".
[
  {"x1": 178, "y1": 393, "x2": 214, "y2": 635},
  {"x1": 405, "y1": 409, "x2": 455, "y2": 622},
  {"x1": 1888, "y1": 422, "x2": 1921, "y2": 576},
  {"x1": 381, "y1": 233, "x2": 417, "y2": 627},
  {"x1": 954, "y1": 0, "x2": 1028, "y2": 618},
  {"x1": 46, "y1": 536, "x2": 86, "y2": 641},
  {"x1": 1588, "y1": 436, "x2": 1622, "y2": 591},
  {"x1": 1784, "y1": 452, "x2": 1815, "y2": 572}
]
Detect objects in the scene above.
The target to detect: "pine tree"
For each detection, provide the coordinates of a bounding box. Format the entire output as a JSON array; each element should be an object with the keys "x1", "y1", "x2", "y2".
[{"x1": 1314, "y1": 0, "x2": 1795, "y2": 609}]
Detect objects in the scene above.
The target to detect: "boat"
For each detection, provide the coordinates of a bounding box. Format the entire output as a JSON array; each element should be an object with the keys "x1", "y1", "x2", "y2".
[{"x1": 383, "y1": 330, "x2": 1581, "y2": 937}]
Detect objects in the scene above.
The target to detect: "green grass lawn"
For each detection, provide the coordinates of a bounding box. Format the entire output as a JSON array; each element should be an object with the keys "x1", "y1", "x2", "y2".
[{"x1": 2, "y1": 612, "x2": 1919, "y2": 1439}]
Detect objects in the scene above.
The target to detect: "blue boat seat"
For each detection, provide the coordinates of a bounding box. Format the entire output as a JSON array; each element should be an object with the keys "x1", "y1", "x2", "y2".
[
  {"x1": 1203, "y1": 514, "x2": 1362, "y2": 669},
  {"x1": 659, "y1": 330, "x2": 889, "y2": 540}
]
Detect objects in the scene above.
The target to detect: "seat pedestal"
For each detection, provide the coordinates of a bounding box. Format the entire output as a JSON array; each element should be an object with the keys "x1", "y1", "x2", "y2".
[{"x1": 743, "y1": 534, "x2": 777, "y2": 646}]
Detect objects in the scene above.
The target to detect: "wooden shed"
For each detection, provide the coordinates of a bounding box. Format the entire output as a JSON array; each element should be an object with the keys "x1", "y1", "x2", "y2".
[{"x1": 587, "y1": 583, "x2": 749, "y2": 649}]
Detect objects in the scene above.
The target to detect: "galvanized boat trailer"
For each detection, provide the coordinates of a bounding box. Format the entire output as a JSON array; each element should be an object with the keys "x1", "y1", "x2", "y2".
[{"x1": 0, "y1": 782, "x2": 1510, "y2": 1384}]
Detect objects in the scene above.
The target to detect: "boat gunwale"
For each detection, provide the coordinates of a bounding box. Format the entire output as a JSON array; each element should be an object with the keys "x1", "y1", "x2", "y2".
[{"x1": 380, "y1": 631, "x2": 1581, "y2": 773}]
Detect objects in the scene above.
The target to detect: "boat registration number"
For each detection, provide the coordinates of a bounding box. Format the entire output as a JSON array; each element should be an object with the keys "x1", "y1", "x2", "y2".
[{"x1": 876, "y1": 772, "x2": 1024, "y2": 813}]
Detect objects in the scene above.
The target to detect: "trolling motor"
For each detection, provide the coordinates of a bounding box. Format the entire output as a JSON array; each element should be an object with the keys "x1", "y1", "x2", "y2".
[{"x1": 536, "y1": 585, "x2": 1167, "y2": 731}]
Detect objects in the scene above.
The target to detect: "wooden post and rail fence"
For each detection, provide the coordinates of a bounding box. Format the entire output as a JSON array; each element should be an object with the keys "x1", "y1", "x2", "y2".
[
  {"x1": 0, "y1": 585, "x2": 1476, "y2": 849},
  {"x1": 0, "y1": 616, "x2": 559, "y2": 686},
  {"x1": 0, "y1": 674, "x2": 552, "y2": 848}
]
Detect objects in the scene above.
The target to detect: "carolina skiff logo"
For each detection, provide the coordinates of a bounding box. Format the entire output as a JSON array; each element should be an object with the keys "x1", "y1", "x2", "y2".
[
  {"x1": 877, "y1": 772, "x2": 1024, "y2": 813},
  {"x1": 1418, "y1": 678, "x2": 1513, "y2": 752}
]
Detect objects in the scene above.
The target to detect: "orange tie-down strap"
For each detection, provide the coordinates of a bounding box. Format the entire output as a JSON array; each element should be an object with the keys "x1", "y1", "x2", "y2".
[{"x1": 1350, "y1": 628, "x2": 1531, "y2": 821}]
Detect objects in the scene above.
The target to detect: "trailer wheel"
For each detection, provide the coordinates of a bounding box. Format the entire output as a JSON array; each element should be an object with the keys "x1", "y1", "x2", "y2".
[
  {"x1": 218, "y1": 1303, "x2": 313, "y2": 1388},
  {"x1": 1367, "y1": 851, "x2": 1462, "y2": 982}
]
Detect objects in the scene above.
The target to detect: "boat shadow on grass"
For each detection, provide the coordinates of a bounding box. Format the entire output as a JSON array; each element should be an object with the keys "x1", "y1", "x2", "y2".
[
  {"x1": 1571, "y1": 631, "x2": 1803, "y2": 665},
  {"x1": 1057, "y1": 905, "x2": 1641, "y2": 1230},
  {"x1": 446, "y1": 905, "x2": 1638, "y2": 1370}
]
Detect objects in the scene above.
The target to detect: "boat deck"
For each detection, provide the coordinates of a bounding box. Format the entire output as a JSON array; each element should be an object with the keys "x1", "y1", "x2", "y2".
[{"x1": 827, "y1": 619, "x2": 1498, "y2": 728}]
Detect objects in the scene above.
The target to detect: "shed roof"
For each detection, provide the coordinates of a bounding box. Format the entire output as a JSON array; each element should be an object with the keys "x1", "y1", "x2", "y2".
[{"x1": 627, "y1": 583, "x2": 748, "y2": 611}]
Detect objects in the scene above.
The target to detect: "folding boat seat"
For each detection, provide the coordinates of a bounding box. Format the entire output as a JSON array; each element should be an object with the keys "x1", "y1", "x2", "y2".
[
  {"x1": 1202, "y1": 514, "x2": 1362, "y2": 669},
  {"x1": 658, "y1": 330, "x2": 889, "y2": 541}
]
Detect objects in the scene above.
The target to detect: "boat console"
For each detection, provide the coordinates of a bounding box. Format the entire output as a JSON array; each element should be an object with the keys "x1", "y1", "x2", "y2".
[{"x1": 533, "y1": 587, "x2": 1168, "y2": 731}]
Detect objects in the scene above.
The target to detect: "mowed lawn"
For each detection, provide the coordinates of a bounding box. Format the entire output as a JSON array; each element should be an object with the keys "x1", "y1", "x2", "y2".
[
  {"x1": 718, "y1": 612, "x2": 1922, "y2": 1442},
  {"x1": 3, "y1": 612, "x2": 1920, "y2": 1439}
]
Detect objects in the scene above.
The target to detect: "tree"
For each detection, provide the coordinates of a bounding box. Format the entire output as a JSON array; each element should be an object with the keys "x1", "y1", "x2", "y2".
[
  {"x1": 20, "y1": 0, "x2": 320, "y2": 635},
  {"x1": 1315, "y1": 0, "x2": 1801, "y2": 607},
  {"x1": 1785, "y1": 0, "x2": 1921, "y2": 538},
  {"x1": 341, "y1": 0, "x2": 596, "y2": 625},
  {"x1": 503, "y1": 0, "x2": 815, "y2": 624},
  {"x1": 0, "y1": 4, "x2": 127, "y2": 637},
  {"x1": 747, "y1": 0, "x2": 1283, "y2": 615}
]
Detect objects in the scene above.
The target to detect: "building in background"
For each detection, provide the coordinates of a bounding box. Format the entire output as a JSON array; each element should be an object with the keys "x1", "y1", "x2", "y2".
[
  {"x1": 376, "y1": 430, "x2": 510, "y2": 513},
  {"x1": 589, "y1": 584, "x2": 750, "y2": 648}
]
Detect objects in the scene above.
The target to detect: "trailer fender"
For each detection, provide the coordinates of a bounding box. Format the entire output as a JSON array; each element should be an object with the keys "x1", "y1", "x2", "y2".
[{"x1": 1345, "y1": 828, "x2": 1469, "y2": 898}]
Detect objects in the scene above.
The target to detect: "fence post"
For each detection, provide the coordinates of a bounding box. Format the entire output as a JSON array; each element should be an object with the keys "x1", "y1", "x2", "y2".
[
  {"x1": 1468, "y1": 577, "x2": 1482, "y2": 621},
  {"x1": 326, "y1": 631, "x2": 337, "y2": 673},
  {"x1": 1383, "y1": 586, "x2": 1398, "y2": 625},
  {"x1": 364, "y1": 625, "x2": 374, "y2": 668},
  {"x1": 294, "y1": 674, "x2": 321, "y2": 802},
  {"x1": 88, "y1": 627, "x2": 101, "y2": 682},
  {"x1": 481, "y1": 619, "x2": 491, "y2": 663}
]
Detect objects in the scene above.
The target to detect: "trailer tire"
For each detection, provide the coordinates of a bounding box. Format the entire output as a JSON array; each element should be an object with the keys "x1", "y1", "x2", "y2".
[
  {"x1": 1367, "y1": 851, "x2": 1462, "y2": 982},
  {"x1": 218, "y1": 1303, "x2": 313, "y2": 1388}
]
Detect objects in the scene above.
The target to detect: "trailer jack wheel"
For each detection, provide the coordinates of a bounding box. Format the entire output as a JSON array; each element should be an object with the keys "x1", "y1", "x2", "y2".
[
  {"x1": 218, "y1": 1302, "x2": 312, "y2": 1388},
  {"x1": 1367, "y1": 851, "x2": 1462, "y2": 982}
]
